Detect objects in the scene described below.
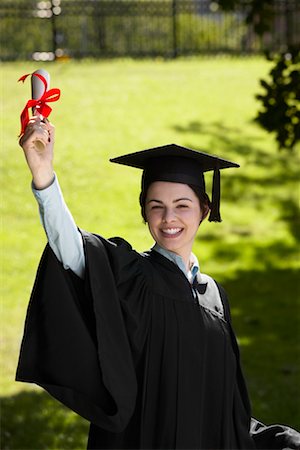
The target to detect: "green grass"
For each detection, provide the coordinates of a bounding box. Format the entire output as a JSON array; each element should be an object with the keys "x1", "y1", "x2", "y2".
[{"x1": 1, "y1": 58, "x2": 299, "y2": 449}]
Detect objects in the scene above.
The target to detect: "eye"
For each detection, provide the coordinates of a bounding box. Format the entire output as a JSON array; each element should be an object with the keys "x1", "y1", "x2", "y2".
[
  {"x1": 177, "y1": 204, "x2": 189, "y2": 209},
  {"x1": 151, "y1": 205, "x2": 163, "y2": 210}
]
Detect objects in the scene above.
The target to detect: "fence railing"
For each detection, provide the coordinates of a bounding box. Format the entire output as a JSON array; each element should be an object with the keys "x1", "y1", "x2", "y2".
[{"x1": 1, "y1": 0, "x2": 299, "y2": 61}]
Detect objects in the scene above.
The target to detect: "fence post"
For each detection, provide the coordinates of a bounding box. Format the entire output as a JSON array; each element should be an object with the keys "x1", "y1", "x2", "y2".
[
  {"x1": 51, "y1": 0, "x2": 57, "y2": 58},
  {"x1": 285, "y1": 0, "x2": 294, "y2": 48},
  {"x1": 172, "y1": 0, "x2": 178, "y2": 58}
]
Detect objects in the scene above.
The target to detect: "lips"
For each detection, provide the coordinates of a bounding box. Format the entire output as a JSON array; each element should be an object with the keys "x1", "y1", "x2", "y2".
[{"x1": 160, "y1": 227, "x2": 183, "y2": 237}]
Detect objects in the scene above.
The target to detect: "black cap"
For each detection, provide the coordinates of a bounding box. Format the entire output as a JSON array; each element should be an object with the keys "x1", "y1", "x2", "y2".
[{"x1": 110, "y1": 143, "x2": 239, "y2": 222}]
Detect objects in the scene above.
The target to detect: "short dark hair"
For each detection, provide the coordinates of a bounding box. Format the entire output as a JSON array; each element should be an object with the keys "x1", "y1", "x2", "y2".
[{"x1": 140, "y1": 183, "x2": 211, "y2": 222}]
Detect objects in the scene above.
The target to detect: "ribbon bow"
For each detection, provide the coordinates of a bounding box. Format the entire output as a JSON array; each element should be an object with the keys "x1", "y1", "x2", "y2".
[{"x1": 18, "y1": 72, "x2": 61, "y2": 136}]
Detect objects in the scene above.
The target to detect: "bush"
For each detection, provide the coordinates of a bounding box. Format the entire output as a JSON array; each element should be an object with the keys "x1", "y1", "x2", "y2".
[{"x1": 255, "y1": 47, "x2": 300, "y2": 150}]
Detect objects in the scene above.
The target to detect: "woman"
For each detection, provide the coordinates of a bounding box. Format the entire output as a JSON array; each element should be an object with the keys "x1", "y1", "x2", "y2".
[{"x1": 17, "y1": 118, "x2": 299, "y2": 449}]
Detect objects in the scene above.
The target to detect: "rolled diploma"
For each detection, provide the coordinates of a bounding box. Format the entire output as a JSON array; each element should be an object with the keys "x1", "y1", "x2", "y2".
[{"x1": 31, "y1": 69, "x2": 50, "y2": 151}]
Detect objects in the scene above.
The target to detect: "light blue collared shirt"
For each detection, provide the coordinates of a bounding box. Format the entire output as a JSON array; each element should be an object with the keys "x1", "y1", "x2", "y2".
[
  {"x1": 32, "y1": 175, "x2": 199, "y2": 283},
  {"x1": 153, "y1": 244, "x2": 199, "y2": 283}
]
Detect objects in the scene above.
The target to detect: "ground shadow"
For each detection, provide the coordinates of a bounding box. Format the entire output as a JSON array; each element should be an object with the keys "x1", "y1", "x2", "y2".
[
  {"x1": 216, "y1": 266, "x2": 300, "y2": 429},
  {"x1": 277, "y1": 198, "x2": 300, "y2": 243},
  {"x1": 172, "y1": 120, "x2": 273, "y2": 165},
  {"x1": 172, "y1": 120, "x2": 299, "y2": 179},
  {"x1": 1, "y1": 389, "x2": 89, "y2": 449}
]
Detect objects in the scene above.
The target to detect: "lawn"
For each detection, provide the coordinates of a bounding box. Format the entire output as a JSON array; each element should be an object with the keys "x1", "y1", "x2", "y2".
[{"x1": 1, "y1": 57, "x2": 299, "y2": 449}]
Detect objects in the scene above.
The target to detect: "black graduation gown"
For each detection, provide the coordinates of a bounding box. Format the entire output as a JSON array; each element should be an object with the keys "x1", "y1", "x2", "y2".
[{"x1": 16, "y1": 231, "x2": 256, "y2": 449}]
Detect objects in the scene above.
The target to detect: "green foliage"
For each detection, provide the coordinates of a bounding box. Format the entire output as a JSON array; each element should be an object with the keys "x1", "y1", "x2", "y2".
[
  {"x1": 255, "y1": 48, "x2": 300, "y2": 150},
  {"x1": 0, "y1": 2, "x2": 54, "y2": 60},
  {"x1": 177, "y1": 12, "x2": 250, "y2": 53},
  {"x1": 1, "y1": 0, "x2": 286, "y2": 60},
  {"x1": 217, "y1": 0, "x2": 276, "y2": 36}
]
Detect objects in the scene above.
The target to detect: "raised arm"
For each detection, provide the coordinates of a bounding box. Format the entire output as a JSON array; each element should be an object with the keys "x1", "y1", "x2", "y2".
[{"x1": 20, "y1": 118, "x2": 85, "y2": 278}]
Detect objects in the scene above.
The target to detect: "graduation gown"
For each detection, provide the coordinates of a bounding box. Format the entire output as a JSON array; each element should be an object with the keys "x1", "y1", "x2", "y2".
[{"x1": 16, "y1": 231, "x2": 256, "y2": 449}]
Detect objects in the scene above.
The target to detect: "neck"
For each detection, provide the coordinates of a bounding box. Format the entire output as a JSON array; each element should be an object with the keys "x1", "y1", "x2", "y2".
[
  {"x1": 174, "y1": 248, "x2": 193, "y2": 272},
  {"x1": 182, "y1": 255, "x2": 193, "y2": 272},
  {"x1": 154, "y1": 244, "x2": 192, "y2": 272}
]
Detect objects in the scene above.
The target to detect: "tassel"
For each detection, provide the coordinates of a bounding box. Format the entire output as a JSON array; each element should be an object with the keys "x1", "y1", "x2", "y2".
[{"x1": 208, "y1": 168, "x2": 222, "y2": 222}]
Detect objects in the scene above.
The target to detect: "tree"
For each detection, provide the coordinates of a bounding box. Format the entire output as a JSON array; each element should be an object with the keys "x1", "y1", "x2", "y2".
[
  {"x1": 255, "y1": 48, "x2": 300, "y2": 150},
  {"x1": 216, "y1": 0, "x2": 300, "y2": 150}
]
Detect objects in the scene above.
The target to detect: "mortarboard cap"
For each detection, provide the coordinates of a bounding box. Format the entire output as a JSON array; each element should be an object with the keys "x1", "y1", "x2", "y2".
[{"x1": 110, "y1": 143, "x2": 239, "y2": 222}]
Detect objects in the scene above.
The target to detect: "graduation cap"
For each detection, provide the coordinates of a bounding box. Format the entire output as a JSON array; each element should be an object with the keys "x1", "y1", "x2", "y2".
[{"x1": 110, "y1": 143, "x2": 239, "y2": 222}]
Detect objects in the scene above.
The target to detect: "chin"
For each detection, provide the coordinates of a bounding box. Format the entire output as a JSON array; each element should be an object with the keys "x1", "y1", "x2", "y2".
[{"x1": 160, "y1": 241, "x2": 182, "y2": 254}]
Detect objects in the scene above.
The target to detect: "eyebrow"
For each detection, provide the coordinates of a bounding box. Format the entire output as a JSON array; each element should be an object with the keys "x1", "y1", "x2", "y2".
[{"x1": 147, "y1": 197, "x2": 193, "y2": 204}]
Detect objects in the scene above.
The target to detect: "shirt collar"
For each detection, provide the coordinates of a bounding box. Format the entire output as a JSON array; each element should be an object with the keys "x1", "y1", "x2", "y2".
[{"x1": 152, "y1": 243, "x2": 200, "y2": 283}]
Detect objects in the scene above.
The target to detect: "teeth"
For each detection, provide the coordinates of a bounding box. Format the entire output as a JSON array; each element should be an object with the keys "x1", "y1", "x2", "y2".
[{"x1": 162, "y1": 228, "x2": 182, "y2": 235}]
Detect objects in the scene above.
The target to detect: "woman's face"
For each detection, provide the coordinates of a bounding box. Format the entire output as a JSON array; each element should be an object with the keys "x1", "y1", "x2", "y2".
[{"x1": 145, "y1": 181, "x2": 203, "y2": 262}]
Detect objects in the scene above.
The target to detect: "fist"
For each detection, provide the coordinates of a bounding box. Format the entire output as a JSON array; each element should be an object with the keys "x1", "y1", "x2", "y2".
[
  {"x1": 19, "y1": 116, "x2": 53, "y2": 152},
  {"x1": 19, "y1": 116, "x2": 55, "y2": 189}
]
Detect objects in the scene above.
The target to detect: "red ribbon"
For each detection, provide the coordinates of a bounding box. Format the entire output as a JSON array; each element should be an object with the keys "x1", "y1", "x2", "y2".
[{"x1": 18, "y1": 72, "x2": 61, "y2": 136}]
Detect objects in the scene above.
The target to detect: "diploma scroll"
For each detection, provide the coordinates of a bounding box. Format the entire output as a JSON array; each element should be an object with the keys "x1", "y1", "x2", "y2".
[
  {"x1": 18, "y1": 69, "x2": 60, "y2": 152},
  {"x1": 31, "y1": 69, "x2": 51, "y2": 152}
]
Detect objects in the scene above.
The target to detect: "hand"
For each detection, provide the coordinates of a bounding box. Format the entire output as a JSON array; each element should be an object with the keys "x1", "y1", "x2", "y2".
[
  {"x1": 19, "y1": 116, "x2": 55, "y2": 189},
  {"x1": 277, "y1": 427, "x2": 300, "y2": 449}
]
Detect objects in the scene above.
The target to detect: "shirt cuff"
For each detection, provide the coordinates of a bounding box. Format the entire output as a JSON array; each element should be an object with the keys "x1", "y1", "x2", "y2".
[
  {"x1": 32, "y1": 174, "x2": 56, "y2": 191},
  {"x1": 32, "y1": 173, "x2": 62, "y2": 206}
]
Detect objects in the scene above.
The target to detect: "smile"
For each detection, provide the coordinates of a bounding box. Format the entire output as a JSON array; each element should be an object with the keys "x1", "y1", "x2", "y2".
[{"x1": 161, "y1": 227, "x2": 183, "y2": 237}]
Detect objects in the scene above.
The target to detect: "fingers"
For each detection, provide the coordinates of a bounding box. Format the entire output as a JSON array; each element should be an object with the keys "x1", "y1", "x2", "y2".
[
  {"x1": 26, "y1": 116, "x2": 50, "y2": 135},
  {"x1": 276, "y1": 429, "x2": 300, "y2": 449},
  {"x1": 19, "y1": 125, "x2": 48, "y2": 149},
  {"x1": 19, "y1": 116, "x2": 54, "y2": 150}
]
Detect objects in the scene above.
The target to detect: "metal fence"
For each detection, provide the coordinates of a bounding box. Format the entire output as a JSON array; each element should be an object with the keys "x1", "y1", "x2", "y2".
[{"x1": 1, "y1": 0, "x2": 299, "y2": 61}]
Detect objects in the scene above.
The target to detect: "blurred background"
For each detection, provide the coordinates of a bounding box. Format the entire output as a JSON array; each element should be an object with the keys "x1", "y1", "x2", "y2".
[
  {"x1": 1, "y1": 0, "x2": 300, "y2": 448},
  {"x1": 1, "y1": 0, "x2": 300, "y2": 60}
]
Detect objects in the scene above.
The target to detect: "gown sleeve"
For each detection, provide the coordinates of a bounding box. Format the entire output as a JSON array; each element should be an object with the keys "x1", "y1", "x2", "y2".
[{"x1": 16, "y1": 230, "x2": 153, "y2": 433}]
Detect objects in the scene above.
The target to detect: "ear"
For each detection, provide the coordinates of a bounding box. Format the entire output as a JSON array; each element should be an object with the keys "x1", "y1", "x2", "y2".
[{"x1": 200, "y1": 205, "x2": 210, "y2": 223}]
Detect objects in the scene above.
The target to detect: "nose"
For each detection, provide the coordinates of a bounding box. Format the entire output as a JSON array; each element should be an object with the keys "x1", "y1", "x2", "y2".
[{"x1": 162, "y1": 207, "x2": 176, "y2": 223}]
